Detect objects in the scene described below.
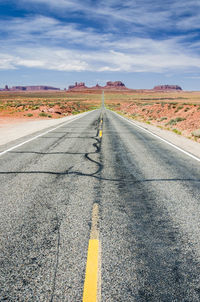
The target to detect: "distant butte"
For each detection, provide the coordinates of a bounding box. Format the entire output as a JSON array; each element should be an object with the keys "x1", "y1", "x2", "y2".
[
  {"x1": 104, "y1": 81, "x2": 126, "y2": 89},
  {"x1": 0, "y1": 83, "x2": 184, "y2": 92},
  {"x1": 153, "y1": 85, "x2": 182, "y2": 91},
  {"x1": 68, "y1": 82, "x2": 88, "y2": 90},
  {"x1": 68, "y1": 81, "x2": 128, "y2": 91},
  {"x1": 1, "y1": 85, "x2": 60, "y2": 91}
]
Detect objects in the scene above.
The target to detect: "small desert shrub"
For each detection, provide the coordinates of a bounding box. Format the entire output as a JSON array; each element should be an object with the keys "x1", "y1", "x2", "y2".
[
  {"x1": 167, "y1": 119, "x2": 177, "y2": 125},
  {"x1": 175, "y1": 105, "x2": 183, "y2": 112},
  {"x1": 184, "y1": 107, "x2": 190, "y2": 112},
  {"x1": 167, "y1": 117, "x2": 186, "y2": 125},
  {"x1": 160, "y1": 117, "x2": 167, "y2": 121},
  {"x1": 175, "y1": 117, "x2": 186, "y2": 122},
  {"x1": 173, "y1": 129, "x2": 182, "y2": 135},
  {"x1": 72, "y1": 110, "x2": 81, "y2": 115},
  {"x1": 48, "y1": 114, "x2": 52, "y2": 118},
  {"x1": 39, "y1": 112, "x2": 48, "y2": 117},
  {"x1": 192, "y1": 129, "x2": 200, "y2": 138},
  {"x1": 27, "y1": 113, "x2": 33, "y2": 117}
]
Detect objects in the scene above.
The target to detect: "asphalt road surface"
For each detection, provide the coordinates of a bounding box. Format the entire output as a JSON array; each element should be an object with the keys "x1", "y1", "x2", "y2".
[{"x1": 0, "y1": 109, "x2": 200, "y2": 301}]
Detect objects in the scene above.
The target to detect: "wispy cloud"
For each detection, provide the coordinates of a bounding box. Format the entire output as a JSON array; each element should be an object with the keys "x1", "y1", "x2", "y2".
[
  {"x1": 1, "y1": 0, "x2": 200, "y2": 75},
  {"x1": 1, "y1": 40, "x2": 200, "y2": 73}
]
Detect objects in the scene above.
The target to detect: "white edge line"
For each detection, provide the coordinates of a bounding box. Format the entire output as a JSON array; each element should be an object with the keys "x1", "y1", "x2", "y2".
[
  {"x1": 0, "y1": 111, "x2": 93, "y2": 157},
  {"x1": 110, "y1": 110, "x2": 200, "y2": 163}
]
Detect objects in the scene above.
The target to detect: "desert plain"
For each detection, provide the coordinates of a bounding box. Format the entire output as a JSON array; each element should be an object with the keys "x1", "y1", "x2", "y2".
[{"x1": 0, "y1": 89, "x2": 200, "y2": 142}]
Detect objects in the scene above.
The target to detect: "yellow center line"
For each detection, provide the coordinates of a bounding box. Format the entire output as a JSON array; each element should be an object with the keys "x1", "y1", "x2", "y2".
[
  {"x1": 83, "y1": 239, "x2": 99, "y2": 302},
  {"x1": 99, "y1": 130, "x2": 102, "y2": 138},
  {"x1": 83, "y1": 115, "x2": 102, "y2": 300},
  {"x1": 83, "y1": 203, "x2": 100, "y2": 302}
]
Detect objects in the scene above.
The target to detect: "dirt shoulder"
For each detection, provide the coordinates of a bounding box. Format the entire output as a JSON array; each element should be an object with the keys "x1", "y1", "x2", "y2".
[{"x1": 112, "y1": 102, "x2": 200, "y2": 143}]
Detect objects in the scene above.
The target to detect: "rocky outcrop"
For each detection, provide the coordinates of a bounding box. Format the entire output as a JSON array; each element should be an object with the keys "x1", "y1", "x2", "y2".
[
  {"x1": 68, "y1": 81, "x2": 128, "y2": 91},
  {"x1": 90, "y1": 84, "x2": 104, "y2": 90},
  {"x1": 153, "y1": 85, "x2": 182, "y2": 91},
  {"x1": 12, "y1": 86, "x2": 60, "y2": 91},
  {"x1": 104, "y1": 81, "x2": 126, "y2": 89},
  {"x1": 68, "y1": 82, "x2": 88, "y2": 90},
  {"x1": 1, "y1": 86, "x2": 60, "y2": 91}
]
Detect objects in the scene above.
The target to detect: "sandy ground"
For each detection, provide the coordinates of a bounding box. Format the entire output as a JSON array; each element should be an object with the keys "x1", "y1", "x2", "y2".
[
  {"x1": 117, "y1": 102, "x2": 200, "y2": 141},
  {"x1": 0, "y1": 111, "x2": 199, "y2": 159}
]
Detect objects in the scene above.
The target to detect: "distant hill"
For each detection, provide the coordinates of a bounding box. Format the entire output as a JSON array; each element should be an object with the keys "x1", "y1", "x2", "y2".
[
  {"x1": 153, "y1": 85, "x2": 182, "y2": 91},
  {"x1": 1, "y1": 85, "x2": 60, "y2": 91}
]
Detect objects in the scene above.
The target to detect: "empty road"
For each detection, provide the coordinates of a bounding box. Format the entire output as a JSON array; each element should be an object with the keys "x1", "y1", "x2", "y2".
[{"x1": 0, "y1": 108, "x2": 200, "y2": 301}]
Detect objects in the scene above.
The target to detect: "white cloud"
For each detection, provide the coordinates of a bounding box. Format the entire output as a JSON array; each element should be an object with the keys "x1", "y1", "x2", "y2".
[
  {"x1": 0, "y1": 15, "x2": 110, "y2": 48},
  {"x1": 0, "y1": 54, "x2": 17, "y2": 70},
  {"x1": 0, "y1": 48, "x2": 90, "y2": 71},
  {"x1": 17, "y1": 0, "x2": 173, "y2": 31},
  {"x1": 1, "y1": 2, "x2": 200, "y2": 73},
  {"x1": 7, "y1": 0, "x2": 200, "y2": 34},
  {"x1": 1, "y1": 40, "x2": 200, "y2": 73}
]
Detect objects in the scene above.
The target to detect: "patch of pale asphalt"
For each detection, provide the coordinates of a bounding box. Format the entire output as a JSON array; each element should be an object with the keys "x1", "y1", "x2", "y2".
[
  {"x1": 0, "y1": 112, "x2": 90, "y2": 146},
  {"x1": 112, "y1": 110, "x2": 200, "y2": 159}
]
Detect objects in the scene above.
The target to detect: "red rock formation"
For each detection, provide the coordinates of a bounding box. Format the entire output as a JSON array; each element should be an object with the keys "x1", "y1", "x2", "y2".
[
  {"x1": 89, "y1": 84, "x2": 104, "y2": 90},
  {"x1": 68, "y1": 82, "x2": 87, "y2": 90},
  {"x1": 153, "y1": 85, "x2": 182, "y2": 91},
  {"x1": 68, "y1": 81, "x2": 128, "y2": 91},
  {"x1": 104, "y1": 81, "x2": 126, "y2": 89}
]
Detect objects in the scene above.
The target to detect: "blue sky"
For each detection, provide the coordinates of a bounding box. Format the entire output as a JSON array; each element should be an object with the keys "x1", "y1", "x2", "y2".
[{"x1": 1, "y1": 0, "x2": 200, "y2": 90}]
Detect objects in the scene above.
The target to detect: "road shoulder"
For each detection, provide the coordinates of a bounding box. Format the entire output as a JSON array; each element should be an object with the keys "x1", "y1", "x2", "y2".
[{"x1": 0, "y1": 112, "x2": 90, "y2": 147}]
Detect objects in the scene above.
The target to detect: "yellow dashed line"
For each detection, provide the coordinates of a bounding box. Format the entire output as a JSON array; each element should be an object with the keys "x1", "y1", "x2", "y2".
[
  {"x1": 83, "y1": 203, "x2": 100, "y2": 302},
  {"x1": 83, "y1": 239, "x2": 99, "y2": 302}
]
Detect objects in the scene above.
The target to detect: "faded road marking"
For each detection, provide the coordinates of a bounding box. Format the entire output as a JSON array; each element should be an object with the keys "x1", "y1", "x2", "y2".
[{"x1": 90, "y1": 203, "x2": 99, "y2": 240}]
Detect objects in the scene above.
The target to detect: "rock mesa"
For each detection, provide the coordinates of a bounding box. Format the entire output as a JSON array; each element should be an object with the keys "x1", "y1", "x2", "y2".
[{"x1": 153, "y1": 85, "x2": 182, "y2": 91}]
